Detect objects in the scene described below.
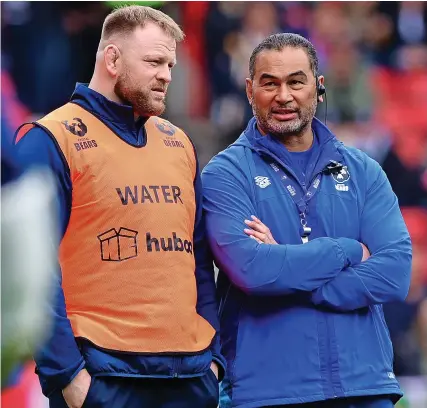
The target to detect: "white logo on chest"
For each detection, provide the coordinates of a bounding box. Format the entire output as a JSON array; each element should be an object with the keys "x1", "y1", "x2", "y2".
[{"x1": 254, "y1": 176, "x2": 271, "y2": 189}]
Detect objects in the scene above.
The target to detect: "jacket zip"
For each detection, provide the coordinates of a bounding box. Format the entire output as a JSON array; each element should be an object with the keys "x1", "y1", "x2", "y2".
[{"x1": 257, "y1": 145, "x2": 341, "y2": 397}]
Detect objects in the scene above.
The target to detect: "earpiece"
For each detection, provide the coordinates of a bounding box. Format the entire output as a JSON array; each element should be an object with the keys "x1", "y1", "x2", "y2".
[
  {"x1": 316, "y1": 76, "x2": 327, "y2": 125},
  {"x1": 317, "y1": 83, "x2": 326, "y2": 96},
  {"x1": 316, "y1": 77, "x2": 326, "y2": 97}
]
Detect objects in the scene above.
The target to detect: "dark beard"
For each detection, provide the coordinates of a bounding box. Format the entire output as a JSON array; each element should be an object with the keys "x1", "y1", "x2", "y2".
[{"x1": 114, "y1": 73, "x2": 165, "y2": 117}]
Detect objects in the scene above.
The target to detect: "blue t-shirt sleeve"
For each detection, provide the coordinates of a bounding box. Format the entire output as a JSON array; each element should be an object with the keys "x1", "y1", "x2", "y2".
[{"x1": 15, "y1": 126, "x2": 85, "y2": 396}]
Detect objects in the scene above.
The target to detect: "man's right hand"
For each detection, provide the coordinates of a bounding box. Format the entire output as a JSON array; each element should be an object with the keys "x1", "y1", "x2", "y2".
[
  {"x1": 360, "y1": 243, "x2": 370, "y2": 262},
  {"x1": 244, "y1": 215, "x2": 278, "y2": 245},
  {"x1": 62, "y1": 368, "x2": 91, "y2": 408}
]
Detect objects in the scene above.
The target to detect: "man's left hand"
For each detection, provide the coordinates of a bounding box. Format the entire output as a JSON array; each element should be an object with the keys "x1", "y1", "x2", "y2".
[{"x1": 210, "y1": 361, "x2": 219, "y2": 380}]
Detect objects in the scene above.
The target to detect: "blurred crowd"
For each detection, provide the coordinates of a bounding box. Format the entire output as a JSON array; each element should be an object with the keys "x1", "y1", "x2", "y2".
[{"x1": 1, "y1": 0, "x2": 427, "y2": 399}]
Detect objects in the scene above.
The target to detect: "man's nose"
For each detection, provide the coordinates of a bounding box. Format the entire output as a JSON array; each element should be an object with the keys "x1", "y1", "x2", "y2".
[
  {"x1": 157, "y1": 65, "x2": 172, "y2": 83},
  {"x1": 275, "y1": 84, "x2": 293, "y2": 103}
]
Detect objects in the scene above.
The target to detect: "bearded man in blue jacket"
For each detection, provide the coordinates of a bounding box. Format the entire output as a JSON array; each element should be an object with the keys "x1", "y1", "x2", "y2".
[{"x1": 202, "y1": 33, "x2": 412, "y2": 408}]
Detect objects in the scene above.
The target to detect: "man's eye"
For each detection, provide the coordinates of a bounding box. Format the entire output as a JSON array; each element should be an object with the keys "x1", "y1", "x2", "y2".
[
  {"x1": 290, "y1": 80, "x2": 303, "y2": 85},
  {"x1": 149, "y1": 61, "x2": 160, "y2": 66},
  {"x1": 264, "y1": 82, "x2": 275, "y2": 87}
]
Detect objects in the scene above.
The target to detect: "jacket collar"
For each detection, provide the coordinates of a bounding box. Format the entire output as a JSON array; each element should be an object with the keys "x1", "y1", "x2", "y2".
[
  {"x1": 238, "y1": 116, "x2": 344, "y2": 181},
  {"x1": 70, "y1": 83, "x2": 148, "y2": 132}
]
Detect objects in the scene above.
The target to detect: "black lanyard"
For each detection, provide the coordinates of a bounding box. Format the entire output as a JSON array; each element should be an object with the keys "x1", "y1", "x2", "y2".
[{"x1": 269, "y1": 161, "x2": 322, "y2": 243}]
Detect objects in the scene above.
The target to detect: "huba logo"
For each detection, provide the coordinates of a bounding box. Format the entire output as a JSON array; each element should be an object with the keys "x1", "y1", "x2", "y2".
[{"x1": 146, "y1": 232, "x2": 193, "y2": 254}]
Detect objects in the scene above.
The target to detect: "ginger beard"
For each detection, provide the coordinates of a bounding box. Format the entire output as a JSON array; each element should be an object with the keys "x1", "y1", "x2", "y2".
[
  {"x1": 252, "y1": 96, "x2": 317, "y2": 141},
  {"x1": 114, "y1": 67, "x2": 167, "y2": 117}
]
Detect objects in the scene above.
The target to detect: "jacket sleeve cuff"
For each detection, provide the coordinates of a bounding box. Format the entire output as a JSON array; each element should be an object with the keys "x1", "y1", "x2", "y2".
[
  {"x1": 336, "y1": 238, "x2": 363, "y2": 267},
  {"x1": 40, "y1": 358, "x2": 85, "y2": 397}
]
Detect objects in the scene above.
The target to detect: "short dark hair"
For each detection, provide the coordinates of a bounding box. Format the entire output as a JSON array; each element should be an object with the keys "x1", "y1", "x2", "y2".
[{"x1": 249, "y1": 33, "x2": 319, "y2": 79}]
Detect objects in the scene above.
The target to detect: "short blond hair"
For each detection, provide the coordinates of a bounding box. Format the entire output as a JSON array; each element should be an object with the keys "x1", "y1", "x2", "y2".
[{"x1": 101, "y1": 5, "x2": 184, "y2": 44}]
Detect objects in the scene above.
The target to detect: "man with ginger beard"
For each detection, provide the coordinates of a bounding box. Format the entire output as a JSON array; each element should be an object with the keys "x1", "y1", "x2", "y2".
[
  {"x1": 14, "y1": 6, "x2": 224, "y2": 408},
  {"x1": 202, "y1": 33, "x2": 411, "y2": 408}
]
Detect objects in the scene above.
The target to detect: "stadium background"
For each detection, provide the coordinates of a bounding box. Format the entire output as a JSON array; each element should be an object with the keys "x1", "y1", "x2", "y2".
[{"x1": 1, "y1": 1, "x2": 426, "y2": 407}]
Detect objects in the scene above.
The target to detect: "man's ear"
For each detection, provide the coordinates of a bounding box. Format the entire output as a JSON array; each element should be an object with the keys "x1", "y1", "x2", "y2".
[
  {"x1": 246, "y1": 78, "x2": 253, "y2": 106},
  {"x1": 104, "y1": 44, "x2": 121, "y2": 77}
]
